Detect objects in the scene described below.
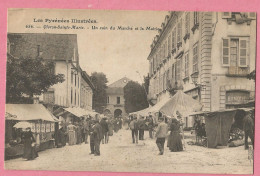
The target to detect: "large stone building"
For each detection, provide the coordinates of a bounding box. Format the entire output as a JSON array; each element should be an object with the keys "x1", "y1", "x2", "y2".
[
  {"x1": 104, "y1": 77, "x2": 131, "y2": 117},
  {"x1": 147, "y1": 12, "x2": 256, "y2": 122},
  {"x1": 7, "y1": 33, "x2": 95, "y2": 122}
]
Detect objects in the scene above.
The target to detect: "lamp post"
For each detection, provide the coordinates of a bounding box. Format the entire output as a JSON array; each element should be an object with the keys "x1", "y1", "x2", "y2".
[{"x1": 190, "y1": 73, "x2": 206, "y2": 102}]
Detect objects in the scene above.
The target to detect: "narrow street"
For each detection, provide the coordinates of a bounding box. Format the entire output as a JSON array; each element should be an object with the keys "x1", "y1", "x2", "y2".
[{"x1": 5, "y1": 129, "x2": 253, "y2": 174}]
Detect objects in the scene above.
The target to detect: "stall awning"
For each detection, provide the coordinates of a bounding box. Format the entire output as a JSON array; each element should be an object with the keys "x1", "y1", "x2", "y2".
[
  {"x1": 159, "y1": 90, "x2": 203, "y2": 117},
  {"x1": 6, "y1": 104, "x2": 58, "y2": 122},
  {"x1": 129, "y1": 106, "x2": 151, "y2": 116},
  {"x1": 148, "y1": 96, "x2": 171, "y2": 114},
  {"x1": 64, "y1": 107, "x2": 98, "y2": 118}
]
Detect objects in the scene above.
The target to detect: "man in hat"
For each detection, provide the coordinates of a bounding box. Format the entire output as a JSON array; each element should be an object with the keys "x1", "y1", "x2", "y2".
[
  {"x1": 129, "y1": 116, "x2": 139, "y2": 144},
  {"x1": 155, "y1": 117, "x2": 168, "y2": 155},
  {"x1": 90, "y1": 120, "x2": 102, "y2": 156},
  {"x1": 138, "y1": 116, "x2": 146, "y2": 140},
  {"x1": 100, "y1": 117, "x2": 109, "y2": 144},
  {"x1": 243, "y1": 110, "x2": 254, "y2": 149}
]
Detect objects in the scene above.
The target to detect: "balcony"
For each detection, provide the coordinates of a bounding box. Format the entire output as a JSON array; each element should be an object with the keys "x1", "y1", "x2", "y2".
[{"x1": 226, "y1": 66, "x2": 250, "y2": 77}]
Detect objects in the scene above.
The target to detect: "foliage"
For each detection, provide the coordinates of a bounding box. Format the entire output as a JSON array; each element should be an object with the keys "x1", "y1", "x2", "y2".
[
  {"x1": 90, "y1": 72, "x2": 108, "y2": 113},
  {"x1": 123, "y1": 81, "x2": 149, "y2": 114},
  {"x1": 247, "y1": 70, "x2": 256, "y2": 82},
  {"x1": 6, "y1": 54, "x2": 65, "y2": 103},
  {"x1": 143, "y1": 74, "x2": 149, "y2": 96}
]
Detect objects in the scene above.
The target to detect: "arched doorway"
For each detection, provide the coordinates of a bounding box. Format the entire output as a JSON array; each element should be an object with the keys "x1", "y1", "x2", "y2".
[
  {"x1": 103, "y1": 109, "x2": 112, "y2": 116},
  {"x1": 114, "y1": 109, "x2": 122, "y2": 118}
]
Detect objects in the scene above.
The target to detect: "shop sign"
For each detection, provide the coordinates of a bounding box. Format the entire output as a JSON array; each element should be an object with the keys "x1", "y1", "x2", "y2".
[{"x1": 226, "y1": 91, "x2": 249, "y2": 104}]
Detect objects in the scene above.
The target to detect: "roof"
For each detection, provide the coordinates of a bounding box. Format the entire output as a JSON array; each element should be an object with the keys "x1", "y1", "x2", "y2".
[
  {"x1": 106, "y1": 87, "x2": 124, "y2": 95},
  {"x1": 5, "y1": 104, "x2": 58, "y2": 122},
  {"x1": 108, "y1": 77, "x2": 131, "y2": 88},
  {"x1": 64, "y1": 107, "x2": 98, "y2": 117},
  {"x1": 81, "y1": 70, "x2": 95, "y2": 90},
  {"x1": 7, "y1": 33, "x2": 79, "y2": 62}
]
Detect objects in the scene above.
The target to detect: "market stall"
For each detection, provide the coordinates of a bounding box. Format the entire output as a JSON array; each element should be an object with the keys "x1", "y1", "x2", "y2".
[{"x1": 5, "y1": 104, "x2": 58, "y2": 159}]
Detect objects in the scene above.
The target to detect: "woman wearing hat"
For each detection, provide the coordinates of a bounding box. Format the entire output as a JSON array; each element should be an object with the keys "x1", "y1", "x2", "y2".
[
  {"x1": 168, "y1": 118, "x2": 183, "y2": 152},
  {"x1": 22, "y1": 127, "x2": 38, "y2": 160}
]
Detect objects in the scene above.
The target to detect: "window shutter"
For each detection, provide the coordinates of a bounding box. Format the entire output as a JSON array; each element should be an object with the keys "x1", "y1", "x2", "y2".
[
  {"x1": 222, "y1": 12, "x2": 231, "y2": 19},
  {"x1": 239, "y1": 38, "x2": 248, "y2": 67},
  {"x1": 248, "y1": 12, "x2": 256, "y2": 19},
  {"x1": 222, "y1": 38, "x2": 230, "y2": 66}
]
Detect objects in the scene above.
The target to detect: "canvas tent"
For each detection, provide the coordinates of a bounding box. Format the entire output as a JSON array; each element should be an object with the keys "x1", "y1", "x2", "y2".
[
  {"x1": 6, "y1": 104, "x2": 58, "y2": 122},
  {"x1": 159, "y1": 90, "x2": 203, "y2": 117}
]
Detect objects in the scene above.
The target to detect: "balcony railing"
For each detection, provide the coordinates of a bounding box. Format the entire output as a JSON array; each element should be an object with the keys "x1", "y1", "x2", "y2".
[{"x1": 226, "y1": 66, "x2": 250, "y2": 77}]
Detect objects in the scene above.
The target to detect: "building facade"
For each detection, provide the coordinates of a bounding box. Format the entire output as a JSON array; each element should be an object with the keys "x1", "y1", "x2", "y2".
[
  {"x1": 104, "y1": 77, "x2": 131, "y2": 117},
  {"x1": 147, "y1": 12, "x2": 256, "y2": 115},
  {"x1": 7, "y1": 33, "x2": 94, "y2": 112}
]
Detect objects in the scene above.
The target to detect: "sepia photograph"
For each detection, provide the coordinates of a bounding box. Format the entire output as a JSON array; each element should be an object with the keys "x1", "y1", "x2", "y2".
[{"x1": 4, "y1": 8, "x2": 256, "y2": 174}]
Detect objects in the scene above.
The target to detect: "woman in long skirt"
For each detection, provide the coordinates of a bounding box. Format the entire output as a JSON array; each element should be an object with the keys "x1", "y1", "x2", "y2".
[
  {"x1": 168, "y1": 118, "x2": 183, "y2": 152},
  {"x1": 22, "y1": 127, "x2": 38, "y2": 160},
  {"x1": 67, "y1": 122, "x2": 76, "y2": 145}
]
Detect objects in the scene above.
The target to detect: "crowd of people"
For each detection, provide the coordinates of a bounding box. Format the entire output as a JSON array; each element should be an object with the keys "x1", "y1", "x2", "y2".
[
  {"x1": 54, "y1": 115, "x2": 124, "y2": 156},
  {"x1": 128, "y1": 113, "x2": 184, "y2": 155}
]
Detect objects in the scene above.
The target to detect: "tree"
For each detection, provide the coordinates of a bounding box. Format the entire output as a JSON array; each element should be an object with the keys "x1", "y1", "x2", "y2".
[
  {"x1": 247, "y1": 70, "x2": 256, "y2": 82},
  {"x1": 6, "y1": 54, "x2": 65, "y2": 103},
  {"x1": 90, "y1": 72, "x2": 108, "y2": 113},
  {"x1": 143, "y1": 74, "x2": 149, "y2": 96},
  {"x1": 124, "y1": 81, "x2": 149, "y2": 113}
]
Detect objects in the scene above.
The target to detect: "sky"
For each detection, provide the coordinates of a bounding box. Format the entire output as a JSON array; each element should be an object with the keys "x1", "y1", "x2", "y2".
[{"x1": 8, "y1": 9, "x2": 168, "y2": 84}]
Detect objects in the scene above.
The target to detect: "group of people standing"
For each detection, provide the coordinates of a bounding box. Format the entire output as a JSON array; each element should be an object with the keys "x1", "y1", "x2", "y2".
[
  {"x1": 54, "y1": 115, "x2": 124, "y2": 156},
  {"x1": 129, "y1": 114, "x2": 183, "y2": 155},
  {"x1": 129, "y1": 115, "x2": 154, "y2": 144}
]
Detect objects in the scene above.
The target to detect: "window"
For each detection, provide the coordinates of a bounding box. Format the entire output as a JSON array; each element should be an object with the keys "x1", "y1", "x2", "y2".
[
  {"x1": 194, "y1": 12, "x2": 199, "y2": 25},
  {"x1": 71, "y1": 73, "x2": 73, "y2": 84},
  {"x1": 78, "y1": 77, "x2": 79, "y2": 88},
  {"x1": 176, "y1": 59, "x2": 181, "y2": 83},
  {"x1": 177, "y1": 20, "x2": 182, "y2": 43},
  {"x1": 168, "y1": 36, "x2": 171, "y2": 56},
  {"x1": 71, "y1": 89, "x2": 73, "y2": 104},
  {"x1": 117, "y1": 97, "x2": 120, "y2": 104},
  {"x1": 75, "y1": 74, "x2": 77, "y2": 87},
  {"x1": 75, "y1": 91, "x2": 77, "y2": 105},
  {"x1": 222, "y1": 37, "x2": 249, "y2": 67},
  {"x1": 172, "y1": 64, "x2": 175, "y2": 79},
  {"x1": 185, "y1": 13, "x2": 190, "y2": 35},
  {"x1": 193, "y1": 43, "x2": 198, "y2": 73},
  {"x1": 184, "y1": 52, "x2": 189, "y2": 78},
  {"x1": 172, "y1": 28, "x2": 176, "y2": 49}
]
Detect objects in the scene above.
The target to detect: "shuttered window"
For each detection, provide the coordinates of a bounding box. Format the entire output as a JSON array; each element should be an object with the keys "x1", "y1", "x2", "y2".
[
  {"x1": 185, "y1": 52, "x2": 189, "y2": 77},
  {"x1": 222, "y1": 38, "x2": 230, "y2": 66},
  {"x1": 185, "y1": 12, "x2": 190, "y2": 34},
  {"x1": 177, "y1": 20, "x2": 182, "y2": 43},
  {"x1": 168, "y1": 35, "x2": 171, "y2": 56},
  {"x1": 193, "y1": 43, "x2": 199, "y2": 73},
  {"x1": 239, "y1": 38, "x2": 248, "y2": 67},
  {"x1": 172, "y1": 28, "x2": 176, "y2": 49},
  {"x1": 222, "y1": 37, "x2": 249, "y2": 67},
  {"x1": 222, "y1": 12, "x2": 231, "y2": 18}
]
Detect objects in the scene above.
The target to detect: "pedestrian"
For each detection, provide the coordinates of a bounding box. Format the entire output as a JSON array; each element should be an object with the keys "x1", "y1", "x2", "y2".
[
  {"x1": 22, "y1": 127, "x2": 38, "y2": 160},
  {"x1": 90, "y1": 120, "x2": 102, "y2": 156},
  {"x1": 243, "y1": 110, "x2": 254, "y2": 149},
  {"x1": 83, "y1": 117, "x2": 90, "y2": 144},
  {"x1": 155, "y1": 117, "x2": 168, "y2": 155},
  {"x1": 114, "y1": 117, "x2": 120, "y2": 133},
  {"x1": 138, "y1": 116, "x2": 146, "y2": 140},
  {"x1": 67, "y1": 122, "x2": 76, "y2": 145},
  {"x1": 107, "y1": 118, "x2": 114, "y2": 137},
  {"x1": 129, "y1": 117, "x2": 139, "y2": 144},
  {"x1": 147, "y1": 115, "x2": 154, "y2": 139},
  {"x1": 100, "y1": 117, "x2": 109, "y2": 144},
  {"x1": 168, "y1": 118, "x2": 183, "y2": 152},
  {"x1": 57, "y1": 125, "x2": 66, "y2": 148}
]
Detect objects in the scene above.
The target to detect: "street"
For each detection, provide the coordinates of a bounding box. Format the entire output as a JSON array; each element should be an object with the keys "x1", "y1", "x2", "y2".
[{"x1": 5, "y1": 129, "x2": 253, "y2": 174}]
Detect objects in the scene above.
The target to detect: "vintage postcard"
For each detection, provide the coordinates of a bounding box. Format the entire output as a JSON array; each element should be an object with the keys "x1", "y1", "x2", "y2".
[{"x1": 4, "y1": 8, "x2": 256, "y2": 174}]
